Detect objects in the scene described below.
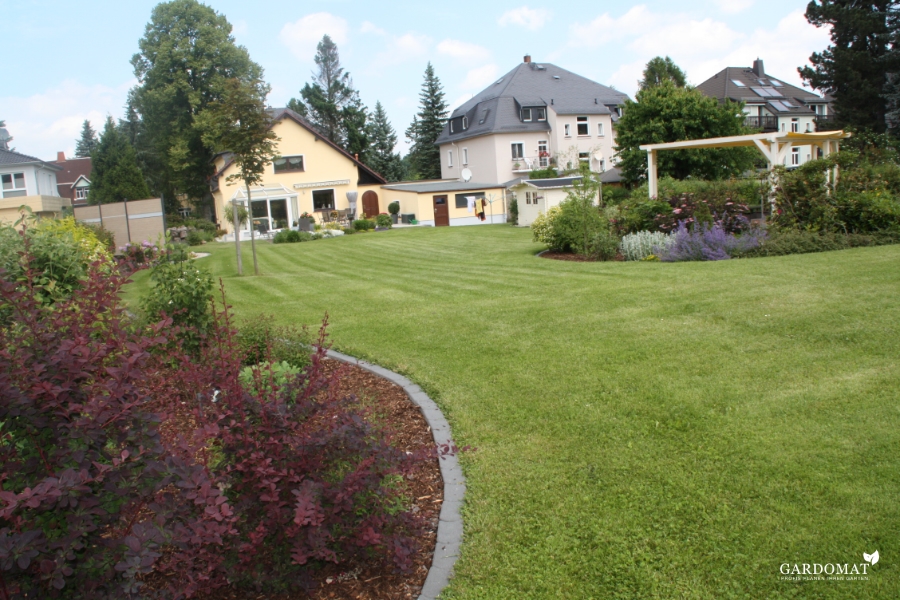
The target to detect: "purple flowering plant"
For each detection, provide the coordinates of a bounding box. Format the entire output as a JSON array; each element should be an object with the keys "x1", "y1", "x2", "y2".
[{"x1": 656, "y1": 220, "x2": 766, "y2": 262}]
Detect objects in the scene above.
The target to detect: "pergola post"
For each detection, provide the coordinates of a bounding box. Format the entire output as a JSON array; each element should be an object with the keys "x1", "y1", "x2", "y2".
[{"x1": 647, "y1": 149, "x2": 658, "y2": 198}]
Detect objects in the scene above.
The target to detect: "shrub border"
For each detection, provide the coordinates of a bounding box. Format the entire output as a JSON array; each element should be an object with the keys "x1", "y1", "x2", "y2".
[{"x1": 326, "y1": 349, "x2": 465, "y2": 600}]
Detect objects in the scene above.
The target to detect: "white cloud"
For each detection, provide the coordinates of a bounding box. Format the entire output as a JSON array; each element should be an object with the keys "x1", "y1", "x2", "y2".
[
  {"x1": 0, "y1": 79, "x2": 133, "y2": 160},
  {"x1": 629, "y1": 18, "x2": 739, "y2": 59},
  {"x1": 360, "y1": 21, "x2": 386, "y2": 36},
  {"x1": 461, "y1": 64, "x2": 500, "y2": 90},
  {"x1": 279, "y1": 13, "x2": 348, "y2": 62},
  {"x1": 231, "y1": 19, "x2": 248, "y2": 37},
  {"x1": 498, "y1": 6, "x2": 551, "y2": 31},
  {"x1": 714, "y1": 0, "x2": 754, "y2": 14},
  {"x1": 372, "y1": 33, "x2": 431, "y2": 66},
  {"x1": 437, "y1": 39, "x2": 491, "y2": 62},
  {"x1": 569, "y1": 5, "x2": 655, "y2": 47}
]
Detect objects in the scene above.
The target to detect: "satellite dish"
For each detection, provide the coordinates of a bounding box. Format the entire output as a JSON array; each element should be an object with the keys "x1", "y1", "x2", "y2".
[
  {"x1": 461, "y1": 168, "x2": 472, "y2": 182},
  {"x1": 593, "y1": 152, "x2": 603, "y2": 161}
]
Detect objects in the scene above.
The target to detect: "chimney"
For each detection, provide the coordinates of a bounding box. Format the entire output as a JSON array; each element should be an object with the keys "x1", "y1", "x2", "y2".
[
  {"x1": 57, "y1": 151, "x2": 66, "y2": 162},
  {"x1": 753, "y1": 58, "x2": 765, "y2": 77},
  {"x1": 524, "y1": 54, "x2": 531, "y2": 64},
  {"x1": 354, "y1": 153, "x2": 359, "y2": 161}
]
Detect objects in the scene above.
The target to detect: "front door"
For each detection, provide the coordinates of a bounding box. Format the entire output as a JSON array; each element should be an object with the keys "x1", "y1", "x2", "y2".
[
  {"x1": 432, "y1": 195, "x2": 449, "y2": 226},
  {"x1": 362, "y1": 190, "x2": 379, "y2": 218}
]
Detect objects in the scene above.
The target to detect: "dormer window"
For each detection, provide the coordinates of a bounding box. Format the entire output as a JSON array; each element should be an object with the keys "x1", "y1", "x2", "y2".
[
  {"x1": 522, "y1": 108, "x2": 532, "y2": 122},
  {"x1": 462, "y1": 116, "x2": 468, "y2": 129},
  {"x1": 536, "y1": 108, "x2": 546, "y2": 121},
  {"x1": 450, "y1": 120, "x2": 455, "y2": 133}
]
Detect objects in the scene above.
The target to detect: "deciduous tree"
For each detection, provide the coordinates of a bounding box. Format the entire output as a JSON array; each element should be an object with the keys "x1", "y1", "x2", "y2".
[{"x1": 638, "y1": 56, "x2": 688, "y2": 90}]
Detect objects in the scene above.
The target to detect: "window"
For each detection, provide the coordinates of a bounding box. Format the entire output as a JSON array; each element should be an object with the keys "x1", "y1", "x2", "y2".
[
  {"x1": 538, "y1": 140, "x2": 548, "y2": 167},
  {"x1": 791, "y1": 147, "x2": 800, "y2": 166},
  {"x1": 511, "y1": 143, "x2": 524, "y2": 160},
  {"x1": 450, "y1": 120, "x2": 455, "y2": 133},
  {"x1": 273, "y1": 155, "x2": 304, "y2": 173},
  {"x1": 525, "y1": 191, "x2": 534, "y2": 205},
  {"x1": 597, "y1": 123, "x2": 604, "y2": 136},
  {"x1": 462, "y1": 147, "x2": 468, "y2": 165},
  {"x1": 536, "y1": 107, "x2": 546, "y2": 121},
  {"x1": 1, "y1": 172, "x2": 26, "y2": 198},
  {"x1": 577, "y1": 116, "x2": 589, "y2": 136},
  {"x1": 448, "y1": 150, "x2": 453, "y2": 168},
  {"x1": 251, "y1": 197, "x2": 289, "y2": 231},
  {"x1": 732, "y1": 79, "x2": 746, "y2": 87},
  {"x1": 781, "y1": 122, "x2": 786, "y2": 132},
  {"x1": 564, "y1": 124, "x2": 571, "y2": 137},
  {"x1": 462, "y1": 116, "x2": 468, "y2": 129},
  {"x1": 455, "y1": 191, "x2": 484, "y2": 208},
  {"x1": 312, "y1": 189, "x2": 335, "y2": 211},
  {"x1": 579, "y1": 152, "x2": 590, "y2": 162},
  {"x1": 522, "y1": 108, "x2": 532, "y2": 122},
  {"x1": 75, "y1": 187, "x2": 89, "y2": 201},
  {"x1": 791, "y1": 118, "x2": 799, "y2": 133}
]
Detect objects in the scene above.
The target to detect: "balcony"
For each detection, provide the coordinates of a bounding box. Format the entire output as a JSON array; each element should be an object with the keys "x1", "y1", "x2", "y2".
[
  {"x1": 511, "y1": 156, "x2": 552, "y2": 173},
  {"x1": 744, "y1": 116, "x2": 778, "y2": 132},
  {"x1": 814, "y1": 114, "x2": 837, "y2": 131}
]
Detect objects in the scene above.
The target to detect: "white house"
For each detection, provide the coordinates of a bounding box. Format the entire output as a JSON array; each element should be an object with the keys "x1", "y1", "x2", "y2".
[
  {"x1": 0, "y1": 148, "x2": 67, "y2": 224},
  {"x1": 435, "y1": 56, "x2": 630, "y2": 187},
  {"x1": 510, "y1": 176, "x2": 588, "y2": 227}
]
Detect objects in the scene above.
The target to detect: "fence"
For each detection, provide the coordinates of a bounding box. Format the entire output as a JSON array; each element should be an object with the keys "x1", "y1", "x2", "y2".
[{"x1": 74, "y1": 198, "x2": 165, "y2": 249}]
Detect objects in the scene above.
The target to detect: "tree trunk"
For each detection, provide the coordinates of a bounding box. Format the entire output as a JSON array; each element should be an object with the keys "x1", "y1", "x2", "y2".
[
  {"x1": 232, "y1": 198, "x2": 243, "y2": 275},
  {"x1": 246, "y1": 181, "x2": 259, "y2": 276}
]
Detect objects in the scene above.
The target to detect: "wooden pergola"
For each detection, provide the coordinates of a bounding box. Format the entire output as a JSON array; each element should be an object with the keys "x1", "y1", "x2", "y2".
[{"x1": 639, "y1": 130, "x2": 852, "y2": 199}]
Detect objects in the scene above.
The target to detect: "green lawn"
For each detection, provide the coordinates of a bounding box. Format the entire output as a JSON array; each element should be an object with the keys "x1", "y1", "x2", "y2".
[{"x1": 124, "y1": 226, "x2": 900, "y2": 599}]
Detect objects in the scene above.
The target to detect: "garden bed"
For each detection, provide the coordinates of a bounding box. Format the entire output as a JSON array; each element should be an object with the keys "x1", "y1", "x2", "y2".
[{"x1": 539, "y1": 250, "x2": 623, "y2": 262}]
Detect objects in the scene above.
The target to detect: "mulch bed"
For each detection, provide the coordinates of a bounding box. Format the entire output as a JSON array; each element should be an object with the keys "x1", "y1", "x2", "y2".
[
  {"x1": 539, "y1": 251, "x2": 625, "y2": 262},
  {"x1": 188, "y1": 359, "x2": 443, "y2": 600}
]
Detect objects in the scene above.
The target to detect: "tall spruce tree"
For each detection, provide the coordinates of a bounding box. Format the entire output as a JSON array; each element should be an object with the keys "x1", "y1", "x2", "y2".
[
  {"x1": 367, "y1": 102, "x2": 404, "y2": 181},
  {"x1": 89, "y1": 117, "x2": 151, "y2": 204},
  {"x1": 290, "y1": 35, "x2": 369, "y2": 152},
  {"x1": 407, "y1": 63, "x2": 447, "y2": 180},
  {"x1": 131, "y1": 0, "x2": 263, "y2": 213},
  {"x1": 638, "y1": 56, "x2": 688, "y2": 90},
  {"x1": 800, "y1": 0, "x2": 895, "y2": 132},
  {"x1": 75, "y1": 120, "x2": 98, "y2": 158},
  {"x1": 0, "y1": 120, "x2": 11, "y2": 151}
]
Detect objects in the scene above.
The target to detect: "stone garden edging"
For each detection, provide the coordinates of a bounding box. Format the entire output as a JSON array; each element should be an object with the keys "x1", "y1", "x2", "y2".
[{"x1": 325, "y1": 349, "x2": 465, "y2": 600}]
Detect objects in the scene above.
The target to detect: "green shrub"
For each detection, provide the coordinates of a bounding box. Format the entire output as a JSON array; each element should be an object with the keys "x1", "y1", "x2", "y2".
[
  {"x1": 508, "y1": 197, "x2": 519, "y2": 225},
  {"x1": 586, "y1": 229, "x2": 621, "y2": 261},
  {"x1": 142, "y1": 260, "x2": 214, "y2": 353},
  {"x1": 239, "y1": 361, "x2": 303, "y2": 399},
  {"x1": 186, "y1": 229, "x2": 205, "y2": 246},
  {"x1": 388, "y1": 201, "x2": 400, "y2": 215},
  {"x1": 734, "y1": 229, "x2": 900, "y2": 258},
  {"x1": 342, "y1": 227, "x2": 355, "y2": 235},
  {"x1": 235, "y1": 313, "x2": 312, "y2": 368},
  {"x1": 528, "y1": 167, "x2": 558, "y2": 180},
  {"x1": 603, "y1": 186, "x2": 631, "y2": 205},
  {"x1": 273, "y1": 229, "x2": 302, "y2": 243},
  {"x1": 83, "y1": 222, "x2": 117, "y2": 251},
  {"x1": 324, "y1": 222, "x2": 342, "y2": 231},
  {"x1": 353, "y1": 219, "x2": 374, "y2": 231},
  {"x1": 375, "y1": 214, "x2": 392, "y2": 228}
]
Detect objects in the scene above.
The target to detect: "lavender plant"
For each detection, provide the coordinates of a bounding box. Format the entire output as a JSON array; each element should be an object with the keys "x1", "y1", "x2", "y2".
[{"x1": 657, "y1": 221, "x2": 765, "y2": 262}]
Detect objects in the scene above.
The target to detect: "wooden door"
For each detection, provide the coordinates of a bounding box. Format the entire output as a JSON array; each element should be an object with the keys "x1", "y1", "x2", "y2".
[
  {"x1": 432, "y1": 195, "x2": 449, "y2": 226},
  {"x1": 362, "y1": 190, "x2": 379, "y2": 218}
]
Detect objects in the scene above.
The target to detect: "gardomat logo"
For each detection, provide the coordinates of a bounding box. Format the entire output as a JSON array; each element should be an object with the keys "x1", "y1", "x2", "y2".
[{"x1": 863, "y1": 551, "x2": 879, "y2": 566}]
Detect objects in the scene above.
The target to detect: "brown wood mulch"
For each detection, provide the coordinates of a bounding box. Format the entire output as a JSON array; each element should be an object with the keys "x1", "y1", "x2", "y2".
[
  {"x1": 192, "y1": 359, "x2": 443, "y2": 600},
  {"x1": 539, "y1": 251, "x2": 625, "y2": 262}
]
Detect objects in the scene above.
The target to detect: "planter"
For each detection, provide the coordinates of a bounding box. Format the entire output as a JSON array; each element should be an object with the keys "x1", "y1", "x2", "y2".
[
  {"x1": 298, "y1": 217, "x2": 314, "y2": 232},
  {"x1": 391, "y1": 214, "x2": 399, "y2": 225}
]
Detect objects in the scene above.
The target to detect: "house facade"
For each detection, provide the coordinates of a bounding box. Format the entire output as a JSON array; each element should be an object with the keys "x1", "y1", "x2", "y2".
[
  {"x1": 0, "y1": 149, "x2": 67, "y2": 224},
  {"x1": 379, "y1": 180, "x2": 507, "y2": 227},
  {"x1": 510, "y1": 176, "x2": 592, "y2": 227},
  {"x1": 211, "y1": 108, "x2": 386, "y2": 235},
  {"x1": 436, "y1": 56, "x2": 629, "y2": 187},
  {"x1": 51, "y1": 152, "x2": 92, "y2": 206},
  {"x1": 696, "y1": 59, "x2": 834, "y2": 168}
]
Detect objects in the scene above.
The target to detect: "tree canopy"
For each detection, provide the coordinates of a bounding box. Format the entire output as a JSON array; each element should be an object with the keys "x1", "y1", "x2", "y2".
[
  {"x1": 366, "y1": 102, "x2": 404, "y2": 181},
  {"x1": 614, "y1": 81, "x2": 757, "y2": 185},
  {"x1": 289, "y1": 35, "x2": 369, "y2": 159},
  {"x1": 130, "y1": 0, "x2": 263, "y2": 212},
  {"x1": 800, "y1": 0, "x2": 895, "y2": 133},
  {"x1": 89, "y1": 117, "x2": 151, "y2": 205},
  {"x1": 75, "y1": 120, "x2": 98, "y2": 158},
  {"x1": 638, "y1": 56, "x2": 688, "y2": 90},
  {"x1": 406, "y1": 63, "x2": 447, "y2": 180}
]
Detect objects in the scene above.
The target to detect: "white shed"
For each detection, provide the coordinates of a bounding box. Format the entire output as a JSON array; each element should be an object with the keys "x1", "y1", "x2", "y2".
[{"x1": 510, "y1": 176, "x2": 585, "y2": 226}]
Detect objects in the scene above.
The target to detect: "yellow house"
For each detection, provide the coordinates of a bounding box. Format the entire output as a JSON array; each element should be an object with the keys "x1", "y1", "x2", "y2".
[
  {"x1": 210, "y1": 108, "x2": 386, "y2": 235},
  {"x1": 378, "y1": 180, "x2": 508, "y2": 226}
]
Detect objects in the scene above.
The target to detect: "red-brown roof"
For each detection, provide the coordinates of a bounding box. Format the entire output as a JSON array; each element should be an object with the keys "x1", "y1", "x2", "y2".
[{"x1": 51, "y1": 155, "x2": 92, "y2": 188}]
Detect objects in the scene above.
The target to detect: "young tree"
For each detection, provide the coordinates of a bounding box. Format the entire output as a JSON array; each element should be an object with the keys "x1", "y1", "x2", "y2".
[
  {"x1": 367, "y1": 101, "x2": 404, "y2": 181},
  {"x1": 89, "y1": 117, "x2": 151, "y2": 204},
  {"x1": 290, "y1": 35, "x2": 364, "y2": 149},
  {"x1": 638, "y1": 56, "x2": 688, "y2": 90},
  {"x1": 198, "y1": 77, "x2": 279, "y2": 276},
  {"x1": 131, "y1": 0, "x2": 263, "y2": 214},
  {"x1": 75, "y1": 120, "x2": 98, "y2": 157},
  {"x1": 614, "y1": 81, "x2": 756, "y2": 185},
  {"x1": 800, "y1": 0, "x2": 894, "y2": 133},
  {"x1": 407, "y1": 63, "x2": 448, "y2": 180}
]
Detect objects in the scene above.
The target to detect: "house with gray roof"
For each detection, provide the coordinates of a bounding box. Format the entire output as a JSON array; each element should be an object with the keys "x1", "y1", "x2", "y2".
[
  {"x1": 1, "y1": 148, "x2": 68, "y2": 224},
  {"x1": 696, "y1": 59, "x2": 835, "y2": 167},
  {"x1": 436, "y1": 55, "x2": 629, "y2": 187}
]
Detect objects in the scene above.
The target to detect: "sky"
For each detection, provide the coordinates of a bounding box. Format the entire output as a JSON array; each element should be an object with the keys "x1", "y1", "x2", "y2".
[{"x1": 0, "y1": 0, "x2": 832, "y2": 161}]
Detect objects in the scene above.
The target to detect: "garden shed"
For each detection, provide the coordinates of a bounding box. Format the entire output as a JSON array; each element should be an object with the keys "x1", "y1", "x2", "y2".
[{"x1": 510, "y1": 176, "x2": 586, "y2": 227}]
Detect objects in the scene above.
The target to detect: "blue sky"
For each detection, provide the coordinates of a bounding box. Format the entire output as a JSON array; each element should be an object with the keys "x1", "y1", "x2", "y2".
[{"x1": 0, "y1": 0, "x2": 831, "y2": 161}]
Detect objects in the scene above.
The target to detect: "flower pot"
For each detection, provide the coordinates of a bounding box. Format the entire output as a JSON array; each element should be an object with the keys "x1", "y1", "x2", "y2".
[
  {"x1": 390, "y1": 214, "x2": 399, "y2": 224},
  {"x1": 298, "y1": 217, "x2": 314, "y2": 232}
]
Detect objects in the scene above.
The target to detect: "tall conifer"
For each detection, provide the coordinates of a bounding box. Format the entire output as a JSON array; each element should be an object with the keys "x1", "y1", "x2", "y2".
[
  {"x1": 407, "y1": 63, "x2": 447, "y2": 180},
  {"x1": 75, "y1": 120, "x2": 98, "y2": 158},
  {"x1": 367, "y1": 102, "x2": 403, "y2": 181},
  {"x1": 89, "y1": 117, "x2": 151, "y2": 204}
]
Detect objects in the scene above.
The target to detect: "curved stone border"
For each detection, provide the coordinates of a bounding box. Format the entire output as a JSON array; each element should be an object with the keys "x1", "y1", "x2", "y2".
[{"x1": 326, "y1": 349, "x2": 464, "y2": 600}]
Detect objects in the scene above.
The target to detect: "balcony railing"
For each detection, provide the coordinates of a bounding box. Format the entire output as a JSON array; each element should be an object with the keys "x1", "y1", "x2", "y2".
[
  {"x1": 814, "y1": 114, "x2": 837, "y2": 131},
  {"x1": 512, "y1": 156, "x2": 551, "y2": 172},
  {"x1": 744, "y1": 116, "x2": 778, "y2": 132}
]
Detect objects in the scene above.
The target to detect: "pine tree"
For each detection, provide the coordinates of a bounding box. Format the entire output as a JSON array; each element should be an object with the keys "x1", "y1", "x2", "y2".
[
  {"x1": 366, "y1": 102, "x2": 404, "y2": 181},
  {"x1": 343, "y1": 99, "x2": 371, "y2": 165},
  {"x1": 291, "y1": 35, "x2": 364, "y2": 148},
  {"x1": 800, "y1": 0, "x2": 894, "y2": 132},
  {"x1": 638, "y1": 56, "x2": 687, "y2": 90},
  {"x1": 408, "y1": 63, "x2": 447, "y2": 180},
  {"x1": 89, "y1": 117, "x2": 151, "y2": 204},
  {"x1": 75, "y1": 120, "x2": 98, "y2": 158}
]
